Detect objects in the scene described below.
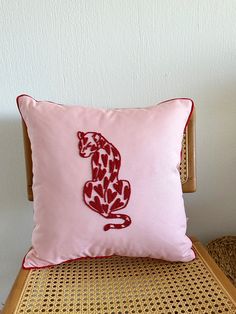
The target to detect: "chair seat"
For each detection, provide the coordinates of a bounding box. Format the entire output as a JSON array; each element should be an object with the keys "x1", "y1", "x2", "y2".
[
  {"x1": 3, "y1": 239, "x2": 236, "y2": 313},
  {"x1": 207, "y1": 236, "x2": 236, "y2": 287}
]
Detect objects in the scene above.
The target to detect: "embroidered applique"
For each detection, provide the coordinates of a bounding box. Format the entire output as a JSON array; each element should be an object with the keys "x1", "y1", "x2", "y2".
[{"x1": 77, "y1": 131, "x2": 131, "y2": 231}]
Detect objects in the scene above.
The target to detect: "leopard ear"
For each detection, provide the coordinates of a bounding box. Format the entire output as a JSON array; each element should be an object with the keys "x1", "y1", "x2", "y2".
[
  {"x1": 93, "y1": 133, "x2": 101, "y2": 142},
  {"x1": 77, "y1": 131, "x2": 84, "y2": 139}
]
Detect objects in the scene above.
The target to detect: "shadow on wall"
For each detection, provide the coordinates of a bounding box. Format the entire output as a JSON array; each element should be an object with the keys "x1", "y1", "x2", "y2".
[{"x1": 0, "y1": 118, "x2": 33, "y2": 307}]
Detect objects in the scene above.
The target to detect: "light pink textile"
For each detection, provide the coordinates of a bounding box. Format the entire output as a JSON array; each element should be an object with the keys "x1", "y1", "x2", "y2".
[{"x1": 17, "y1": 95, "x2": 195, "y2": 268}]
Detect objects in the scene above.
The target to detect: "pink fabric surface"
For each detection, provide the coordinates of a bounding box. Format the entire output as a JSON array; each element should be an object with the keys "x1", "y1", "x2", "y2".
[{"x1": 17, "y1": 95, "x2": 195, "y2": 268}]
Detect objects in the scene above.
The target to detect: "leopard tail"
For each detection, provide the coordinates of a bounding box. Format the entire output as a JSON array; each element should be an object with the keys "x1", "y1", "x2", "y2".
[{"x1": 103, "y1": 213, "x2": 131, "y2": 231}]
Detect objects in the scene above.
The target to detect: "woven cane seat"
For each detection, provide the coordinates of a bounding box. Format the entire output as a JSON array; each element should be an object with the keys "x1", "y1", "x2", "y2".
[
  {"x1": 207, "y1": 236, "x2": 236, "y2": 287},
  {"x1": 5, "y1": 241, "x2": 235, "y2": 314}
]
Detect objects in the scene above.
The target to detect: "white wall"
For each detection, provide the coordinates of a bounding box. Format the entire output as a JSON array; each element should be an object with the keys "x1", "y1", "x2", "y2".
[{"x1": 0, "y1": 0, "x2": 236, "y2": 306}]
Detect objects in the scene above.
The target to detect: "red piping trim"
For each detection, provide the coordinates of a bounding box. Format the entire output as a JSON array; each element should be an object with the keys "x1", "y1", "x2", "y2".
[
  {"x1": 22, "y1": 251, "x2": 114, "y2": 270},
  {"x1": 16, "y1": 94, "x2": 195, "y2": 114},
  {"x1": 16, "y1": 93, "x2": 37, "y2": 103},
  {"x1": 16, "y1": 94, "x2": 32, "y2": 121},
  {"x1": 191, "y1": 246, "x2": 197, "y2": 260},
  {"x1": 22, "y1": 245, "x2": 196, "y2": 270},
  {"x1": 184, "y1": 99, "x2": 194, "y2": 133},
  {"x1": 16, "y1": 93, "x2": 68, "y2": 108},
  {"x1": 158, "y1": 97, "x2": 195, "y2": 133},
  {"x1": 172, "y1": 99, "x2": 195, "y2": 161},
  {"x1": 188, "y1": 235, "x2": 197, "y2": 260}
]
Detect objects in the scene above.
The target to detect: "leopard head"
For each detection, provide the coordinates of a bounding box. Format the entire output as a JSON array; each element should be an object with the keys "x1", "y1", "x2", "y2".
[{"x1": 77, "y1": 131, "x2": 101, "y2": 157}]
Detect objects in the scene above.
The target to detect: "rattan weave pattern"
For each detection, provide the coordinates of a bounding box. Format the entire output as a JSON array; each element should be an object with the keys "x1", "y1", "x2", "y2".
[
  {"x1": 180, "y1": 132, "x2": 188, "y2": 184},
  {"x1": 207, "y1": 236, "x2": 236, "y2": 287},
  {"x1": 15, "y1": 253, "x2": 235, "y2": 313}
]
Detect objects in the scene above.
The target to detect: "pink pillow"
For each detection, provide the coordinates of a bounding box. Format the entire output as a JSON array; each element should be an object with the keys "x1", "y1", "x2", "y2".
[{"x1": 17, "y1": 95, "x2": 195, "y2": 269}]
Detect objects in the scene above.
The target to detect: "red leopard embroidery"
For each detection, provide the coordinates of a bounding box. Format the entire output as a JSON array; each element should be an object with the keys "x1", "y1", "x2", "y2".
[{"x1": 77, "y1": 131, "x2": 131, "y2": 231}]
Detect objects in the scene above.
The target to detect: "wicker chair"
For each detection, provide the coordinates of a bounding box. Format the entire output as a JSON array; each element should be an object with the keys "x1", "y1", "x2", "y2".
[
  {"x1": 3, "y1": 109, "x2": 236, "y2": 313},
  {"x1": 207, "y1": 236, "x2": 236, "y2": 287}
]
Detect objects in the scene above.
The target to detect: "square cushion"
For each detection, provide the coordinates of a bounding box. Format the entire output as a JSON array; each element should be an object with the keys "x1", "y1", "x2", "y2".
[{"x1": 17, "y1": 95, "x2": 195, "y2": 268}]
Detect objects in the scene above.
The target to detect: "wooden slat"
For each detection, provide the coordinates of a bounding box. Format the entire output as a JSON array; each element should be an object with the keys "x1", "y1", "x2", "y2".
[
  {"x1": 182, "y1": 109, "x2": 196, "y2": 192},
  {"x1": 22, "y1": 120, "x2": 33, "y2": 201},
  {"x1": 2, "y1": 269, "x2": 30, "y2": 314},
  {"x1": 193, "y1": 238, "x2": 236, "y2": 305}
]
